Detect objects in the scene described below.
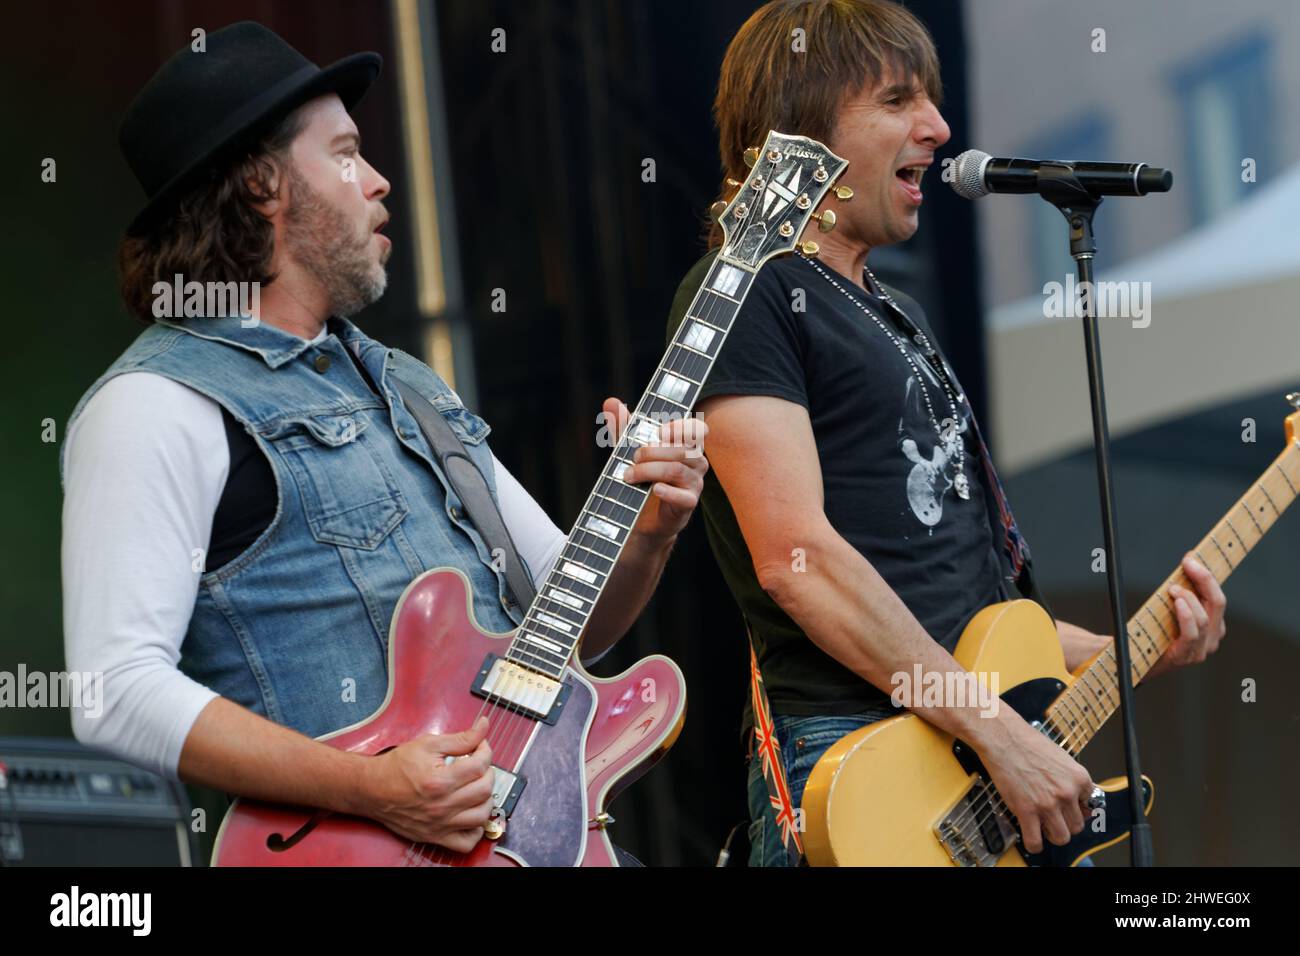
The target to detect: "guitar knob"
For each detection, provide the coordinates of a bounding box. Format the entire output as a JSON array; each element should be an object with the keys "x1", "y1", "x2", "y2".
[
  {"x1": 813, "y1": 210, "x2": 837, "y2": 233},
  {"x1": 743, "y1": 147, "x2": 760, "y2": 168},
  {"x1": 800, "y1": 240, "x2": 820, "y2": 257},
  {"x1": 834, "y1": 185, "x2": 855, "y2": 201}
]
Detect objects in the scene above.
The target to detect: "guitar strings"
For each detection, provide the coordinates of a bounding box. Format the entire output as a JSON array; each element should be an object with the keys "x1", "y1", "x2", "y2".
[
  {"x1": 934, "y1": 673, "x2": 1103, "y2": 859},
  {"x1": 408, "y1": 161, "x2": 771, "y2": 866},
  {"x1": 941, "y1": 478, "x2": 1294, "y2": 858},
  {"x1": 939, "y1": 465, "x2": 1300, "y2": 858}
]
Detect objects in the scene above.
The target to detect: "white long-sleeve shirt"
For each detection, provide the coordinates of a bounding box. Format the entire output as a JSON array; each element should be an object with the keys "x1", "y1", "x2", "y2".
[{"x1": 62, "y1": 357, "x2": 570, "y2": 780}]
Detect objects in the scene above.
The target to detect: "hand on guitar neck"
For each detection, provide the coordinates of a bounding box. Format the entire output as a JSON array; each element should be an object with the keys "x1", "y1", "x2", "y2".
[
  {"x1": 1057, "y1": 554, "x2": 1228, "y2": 681},
  {"x1": 1137, "y1": 554, "x2": 1228, "y2": 682},
  {"x1": 970, "y1": 553, "x2": 1228, "y2": 854},
  {"x1": 802, "y1": 405, "x2": 1289, "y2": 865}
]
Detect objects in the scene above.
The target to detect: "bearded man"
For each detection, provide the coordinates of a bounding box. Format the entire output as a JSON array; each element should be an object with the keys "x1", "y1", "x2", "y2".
[{"x1": 61, "y1": 21, "x2": 707, "y2": 860}]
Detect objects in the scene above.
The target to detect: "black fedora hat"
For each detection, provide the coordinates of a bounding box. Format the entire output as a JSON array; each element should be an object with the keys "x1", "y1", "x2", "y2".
[{"x1": 119, "y1": 21, "x2": 381, "y2": 235}]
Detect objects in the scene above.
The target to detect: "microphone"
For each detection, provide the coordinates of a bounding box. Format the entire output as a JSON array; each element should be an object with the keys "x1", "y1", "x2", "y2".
[{"x1": 951, "y1": 149, "x2": 1172, "y2": 199}]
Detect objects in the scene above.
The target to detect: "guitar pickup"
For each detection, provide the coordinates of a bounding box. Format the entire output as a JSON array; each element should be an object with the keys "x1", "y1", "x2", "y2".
[
  {"x1": 470, "y1": 654, "x2": 572, "y2": 725},
  {"x1": 934, "y1": 774, "x2": 1019, "y2": 867},
  {"x1": 490, "y1": 765, "x2": 525, "y2": 818}
]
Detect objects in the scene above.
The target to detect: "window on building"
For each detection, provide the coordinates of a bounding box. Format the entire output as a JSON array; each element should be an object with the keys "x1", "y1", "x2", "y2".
[
  {"x1": 1023, "y1": 113, "x2": 1118, "y2": 294},
  {"x1": 1171, "y1": 31, "x2": 1275, "y2": 226}
]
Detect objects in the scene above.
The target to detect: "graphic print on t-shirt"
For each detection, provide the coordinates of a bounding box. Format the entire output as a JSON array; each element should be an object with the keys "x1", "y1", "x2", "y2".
[
  {"x1": 665, "y1": 251, "x2": 1011, "y2": 714},
  {"x1": 897, "y1": 355, "x2": 970, "y2": 531}
]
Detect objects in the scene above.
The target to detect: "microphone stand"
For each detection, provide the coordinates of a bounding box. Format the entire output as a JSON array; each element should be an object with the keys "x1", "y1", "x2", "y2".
[{"x1": 1039, "y1": 165, "x2": 1153, "y2": 867}]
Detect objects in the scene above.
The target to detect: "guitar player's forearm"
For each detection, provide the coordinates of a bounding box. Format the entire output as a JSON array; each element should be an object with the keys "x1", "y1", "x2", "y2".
[
  {"x1": 177, "y1": 696, "x2": 372, "y2": 815},
  {"x1": 1057, "y1": 620, "x2": 1112, "y2": 675},
  {"x1": 579, "y1": 528, "x2": 678, "y2": 661},
  {"x1": 756, "y1": 522, "x2": 1024, "y2": 749}
]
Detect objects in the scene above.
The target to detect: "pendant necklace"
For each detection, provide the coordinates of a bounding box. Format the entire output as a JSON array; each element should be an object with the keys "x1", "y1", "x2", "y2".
[{"x1": 801, "y1": 255, "x2": 972, "y2": 501}]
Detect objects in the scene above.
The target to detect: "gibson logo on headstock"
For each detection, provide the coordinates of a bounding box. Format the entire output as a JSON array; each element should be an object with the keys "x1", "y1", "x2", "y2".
[
  {"x1": 781, "y1": 146, "x2": 827, "y2": 161},
  {"x1": 719, "y1": 131, "x2": 849, "y2": 270}
]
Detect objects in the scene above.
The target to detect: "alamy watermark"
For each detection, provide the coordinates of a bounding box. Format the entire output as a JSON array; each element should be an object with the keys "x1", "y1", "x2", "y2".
[
  {"x1": 890, "y1": 664, "x2": 1000, "y2": 718},
  {"x1": 152, "y1": 273, "x2": 260, "y2": 324},
  {"x1": 1042, "y1": 273, "x2": 1151, "y2": 328},
  {"x1": 49, "y1": 886, "x2": 150, "y2": 936},
  {"x1": 596, "y1": 409, "x2": 706, "y2": 458},
  {"x1": 0, "y1": 665, "x2": 103, "y2": 719}
]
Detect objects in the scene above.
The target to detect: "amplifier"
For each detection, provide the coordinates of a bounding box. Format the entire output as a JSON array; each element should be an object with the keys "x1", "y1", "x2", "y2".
[{"x1": 0, "y1": 736, "x2": 196, "y2": 866}]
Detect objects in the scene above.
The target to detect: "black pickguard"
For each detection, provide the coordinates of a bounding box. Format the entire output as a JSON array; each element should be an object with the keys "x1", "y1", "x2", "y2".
[{"x1": 950, "y1": 678, "x2": 1153, "y2": 867}]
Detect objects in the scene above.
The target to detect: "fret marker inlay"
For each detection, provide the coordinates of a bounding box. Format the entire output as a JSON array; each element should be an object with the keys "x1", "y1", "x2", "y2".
[
  {"x1": 656, "y1": 373, "x2": 691, "y2": 404},
  {"x1": 561, "y1": 561, "x2": 598, "y2": 585},
  {"x1": 547, "y1": 589, "x2": 584, "y2": 610},
  {"x1": 491, "y1": 134, "x2": 851, "y2": 687},
  {"x1": 535, "y1": 612, "x2": 574, "y2": 634},
  {"x1": 584, "y1": 515, "x2": 622, "y2": 541},
  {"x1": 682, "y1": 321, "x2": 716, "y2": 352},
  {"x1": 711, "y1": 264, "x2": 744, "y2": 295},
  {"x1": 631, "y1": 420, "x2": 661, "y2": 446}
]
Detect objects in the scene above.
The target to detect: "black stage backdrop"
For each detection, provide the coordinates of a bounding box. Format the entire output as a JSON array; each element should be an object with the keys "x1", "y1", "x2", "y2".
[
  {"x1": 433, "y1": 0, "x2": 980, "y2": 864},
  {"x1": 0, "y1": 0, "x2": 979, "y2": 866}
]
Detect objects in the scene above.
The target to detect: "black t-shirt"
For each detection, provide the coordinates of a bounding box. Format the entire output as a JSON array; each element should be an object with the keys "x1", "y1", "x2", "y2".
[
  {"x1": 206, "y1": 318, "x2": 383, "y2": 572},
  {"x1": 666, "y1": 251, "x2": 1008, "y2": 715}
]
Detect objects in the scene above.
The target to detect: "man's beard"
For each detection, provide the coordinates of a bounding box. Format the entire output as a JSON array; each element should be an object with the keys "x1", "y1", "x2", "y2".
[{"x1": 282, "y1": 164, "x2": 388, "y2": 318}]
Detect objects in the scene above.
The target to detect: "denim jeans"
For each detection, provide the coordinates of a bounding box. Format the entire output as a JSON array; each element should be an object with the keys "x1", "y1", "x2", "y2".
[
  {"x1": 745, "y1": 708, "x2": 1095, "y2": 867},
  {"x1": 746, "y1": 708, "x2": 897, "y2": 867}
]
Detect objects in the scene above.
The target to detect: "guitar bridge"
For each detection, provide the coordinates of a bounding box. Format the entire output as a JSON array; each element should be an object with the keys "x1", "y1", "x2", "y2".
[{"x1": 934, "y1": 774, "x2": 1020, "y2": 867}]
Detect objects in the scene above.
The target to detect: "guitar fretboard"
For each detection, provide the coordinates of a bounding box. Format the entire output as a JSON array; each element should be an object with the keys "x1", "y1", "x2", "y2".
[
  {"x1": 504, "y1": 257, "x2": 756, "y2": 678},
  {"x1": 1044, "y1": 439, "x2": 1300, "y2": 755}
]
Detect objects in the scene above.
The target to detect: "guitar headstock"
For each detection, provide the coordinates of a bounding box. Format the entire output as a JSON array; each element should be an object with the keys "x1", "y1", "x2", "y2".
[
  {"x1": 1286, "y1": 392, "x2": 1300, "y2": 447},
  {"x1": 714, "y1": 131, "x2": 850, "y2": 271}
]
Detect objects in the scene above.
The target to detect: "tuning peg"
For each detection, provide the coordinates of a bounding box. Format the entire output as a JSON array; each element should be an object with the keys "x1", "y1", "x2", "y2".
[
  {"x1": 812, "y1": 210, "x2": 837, "y2": 233},
  {"x1": 710, "y1": 201, "x2": 728, "y2": 222},
  {"x1": 834, "y1": 185, "x2": 855, "y2": 201},
  {"x1": 743, "y1": 147, "x2": 760, "y2": 168},
  {"x1": 799, "y1": 240, "x2": 820, "y2": 257},
  {"x1": 1287, "y1": 392, "x2": 1300, "y2": 409},
  {"x1": 726, "y1": 178, "x2": 743, "y2": 188}
]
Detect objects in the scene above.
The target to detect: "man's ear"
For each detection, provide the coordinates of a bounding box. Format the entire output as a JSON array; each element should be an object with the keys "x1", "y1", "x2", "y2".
[{"x1": 246, "y1": 154, "x2": 285, "y2": 220}]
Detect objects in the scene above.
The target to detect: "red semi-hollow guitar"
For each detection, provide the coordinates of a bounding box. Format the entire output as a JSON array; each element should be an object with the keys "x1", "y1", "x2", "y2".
[
  {"x1": 212, "y1": 131, "x2": 850, "y2": 866},
  {"x1": 213, "y1": 568, "x2": 683, "y2": 866}
]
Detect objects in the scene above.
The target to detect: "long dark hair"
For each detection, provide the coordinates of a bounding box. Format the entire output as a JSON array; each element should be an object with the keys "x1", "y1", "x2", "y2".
[{"x1": 117, "y1": 106, "x2": 308, "y2": 325}]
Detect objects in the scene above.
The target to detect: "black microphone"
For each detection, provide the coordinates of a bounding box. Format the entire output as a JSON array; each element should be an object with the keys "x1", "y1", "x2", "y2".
[{"x1": 951, "y1": 149, "x2": 1172, "y2": 199}]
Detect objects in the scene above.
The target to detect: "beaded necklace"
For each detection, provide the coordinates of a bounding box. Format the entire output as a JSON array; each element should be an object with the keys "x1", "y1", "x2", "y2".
[{"x1": 800, "y1": 254, "x2": 972, "y2": 500}]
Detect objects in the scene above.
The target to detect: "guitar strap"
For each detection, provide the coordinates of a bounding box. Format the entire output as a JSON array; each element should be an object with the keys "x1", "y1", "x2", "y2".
[
  {"x1": 745, "y1": 616, "x2": 807, "y2": 867},
  {"x1": 743, "y1": 285, "x2": 1045, "y2": 868},
  {"x1": 390, "y1": 376, "x2": 537, "y2": 611}
]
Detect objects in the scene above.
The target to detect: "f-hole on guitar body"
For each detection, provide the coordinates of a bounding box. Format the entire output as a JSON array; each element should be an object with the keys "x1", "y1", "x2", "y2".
[
  {"x1": 212, "y1": 131, "x2": 853, "y2": 866},
  {"x1": 212, "y1": 568, "x2": 685, "y2": 866}
]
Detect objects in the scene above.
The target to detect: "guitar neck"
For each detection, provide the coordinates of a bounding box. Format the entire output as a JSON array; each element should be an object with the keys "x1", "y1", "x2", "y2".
[
  {"x1": 504, "y1": 257, "x2": 756, "y2": 678},
  {"x1": 1047, "y1": 439, "x2": 1300, "y2": 755}
]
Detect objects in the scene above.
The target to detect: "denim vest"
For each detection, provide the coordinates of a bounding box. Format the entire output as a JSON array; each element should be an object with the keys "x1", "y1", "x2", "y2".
[{"x1": 60, "y1": 316, "x2": 527, "y2": 739}]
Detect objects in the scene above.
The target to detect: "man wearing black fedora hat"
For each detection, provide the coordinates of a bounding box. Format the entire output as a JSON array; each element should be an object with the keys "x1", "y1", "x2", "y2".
[{"x1": 59, "y1": 21, "x2": 708, "y2": 862}]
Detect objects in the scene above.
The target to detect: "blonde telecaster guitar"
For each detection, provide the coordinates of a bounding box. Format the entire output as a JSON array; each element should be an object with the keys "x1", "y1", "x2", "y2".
[{"x1": 803, "y1": 397, "x2": 1300, "y2": 866}]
